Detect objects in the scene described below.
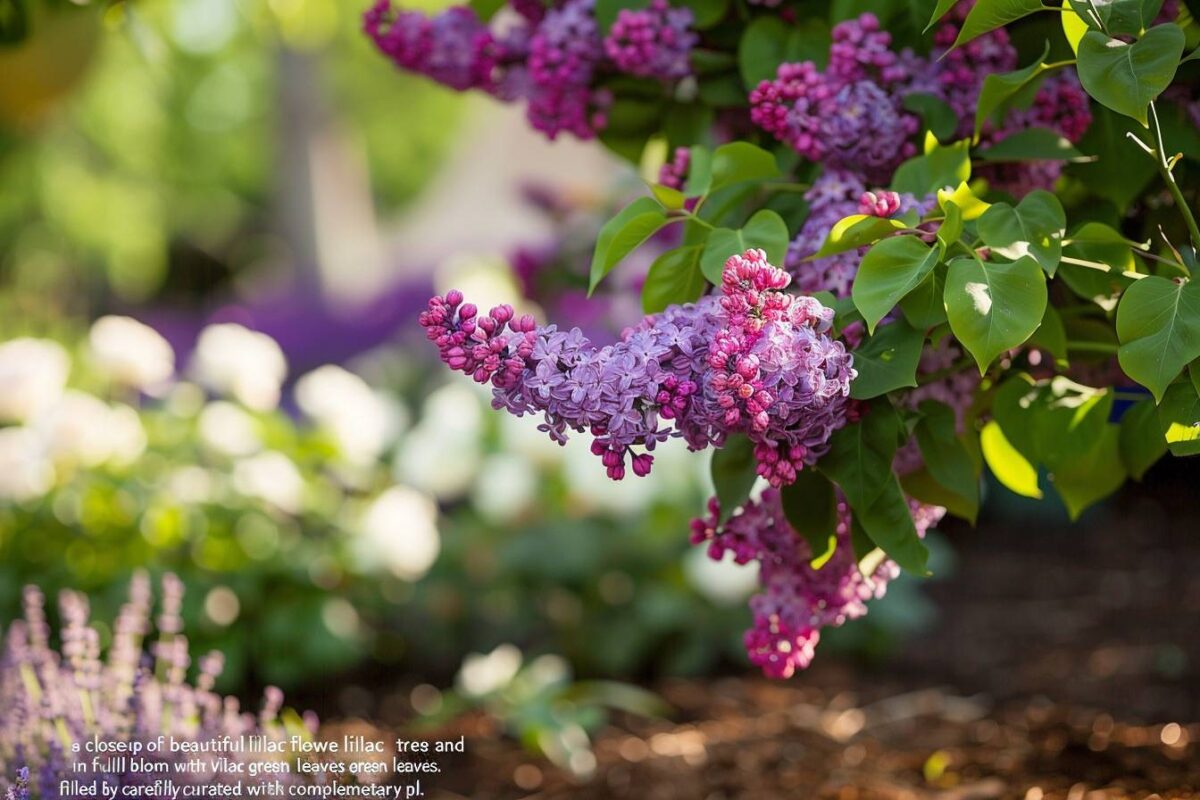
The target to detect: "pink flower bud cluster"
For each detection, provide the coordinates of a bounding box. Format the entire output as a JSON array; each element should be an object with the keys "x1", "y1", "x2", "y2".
[
  {"x1": 859, "y1": 189, "x2": 902, "y2": 218},
  {"x1": 658, "y1": 146, "x2": 691, "y2": 190},
  {"x1": 604, "y1": 0, "x2": 697, "y2": 79},
  {"x1": 690, "y1": 488, "x2": 944, "y2": 678},
  {"x1": 366, "y1": 0, "x2": 698, "y2": 141},
  {"x1": 421, "y1": 250, "x2": 854, "y2": 482}
]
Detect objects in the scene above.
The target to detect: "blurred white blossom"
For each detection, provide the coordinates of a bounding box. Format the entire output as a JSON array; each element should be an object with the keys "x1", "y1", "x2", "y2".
[
  {"x1": 36, "y1": 390, "x2": 146, "y2": 467},
  {"x1": 88, "y1": 316, "x2": 175, "y2": 391},
  {"x1": 394, "y1": 382, "x2": 484, "y2": 499},
  {"x1": 684, "y1": 546, "x2": 759, "y2": 606},
  {"x1": 191, "y1": 323, "x2": 287, "y2": 411},
  {"x1": 0, "y1": 338, "x2": 70, "y2": 423},
  {"x1": 356, "y1": 486, "x2": 440, "y2": 581},
  {"x1": 457, "y1": 643, "x2": 522, "y2": 698},
  {"x1": 0, "y1": 427, "x2": 54, "y2": 502},
  {"x1": 232, "y1": 451, "x2": 304, "y2": 513},
  {"x1": 471, "y1": 453, "x2": 537, "y2": 523},
  {"x1": 198, "y1": 401, "x2": 261, "y2": 457},
  {"x1": 296, "y1": 364, "x2": 397, "y2": 465}
]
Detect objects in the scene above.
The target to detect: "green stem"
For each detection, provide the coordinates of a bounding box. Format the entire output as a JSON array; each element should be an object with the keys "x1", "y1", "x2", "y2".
[
  {"x1": 1147, "y1": 102, "x2": 1200, "y2": 254},
  {"x1": 1059, "y1": 255, "x2": 1147, "y2": 280}
]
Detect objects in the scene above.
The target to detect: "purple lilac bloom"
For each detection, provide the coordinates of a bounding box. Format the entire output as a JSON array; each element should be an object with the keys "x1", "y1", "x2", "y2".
[
  {"x1": 749, "y1": 15, "x2": 919, "y2": 180},
  {"x1": 421, "y1": 249, "x2": 856, "y2": 483},
  {"x1": 363, "y1": 1, "x2": 497, "y2": 92},
  {"x1": 603, "y1": 0, "x2": 697, "y2": 80},
  {"x1": 658, "y1": 146, "x2": 691, "y2": 190},
  {"x1": 0, "y1": 576, "x2": 320, "y2": 798},
  {"x1": 691, "y1": 488, "x2": 945, "y2": 678}
]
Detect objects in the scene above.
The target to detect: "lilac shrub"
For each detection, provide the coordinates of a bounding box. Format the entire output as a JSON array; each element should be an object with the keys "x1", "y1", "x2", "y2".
[{"x1": 0, "y1": 575, "x2": 319, "y2": 798}]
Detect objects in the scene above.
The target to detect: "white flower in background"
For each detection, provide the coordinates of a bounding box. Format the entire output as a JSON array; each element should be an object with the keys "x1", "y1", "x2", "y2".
[
  {"x1": 191, "y1": 323, "x2": 286, "y2": 411},
  {"x1": 197, "y1": 401, "x2": 261, "y2": 457},
  {"x1": 435, "y1": 254, "x2": 526, "y2": 317},
  {"x1": 355, "y1": 486, "x2": 440, "y2": 581},
  {"x1": 36, "y1": 390, "x2": 145, "y2": 467},
  {"x1": 88, "y1": 315, "x2": 175, "y2": 391},
  {"x1": 295, "y1": 364, "x2": 397, "y2": 465},
  {"x1": 166, "y1": 466, "x2": 215, "y2": 504},
  {"x1": 394, "y1": 382, "x2": 483, "y2": 500},
  {"x1": 457, "y1": 643, "x2": 522, "y2": 698},
  {"x1": 0, "y1": 338, "x2": 70, "y2": 423},
  {"x1": 105, "y1": 404, "x2": 148, "y2": 466},
  {"x1": 232, "y1": 451, "x2": 304, "y2": 514},
  {"x1": 0, "y1": 427, "x2": 54, "y2": 502},
  {"x1": 471, "y1": 453, "x2": 537, "y2": 523},
  {"x1": 499, "y1": 412, "x2": 568, "y2": 465},
  {"x1": 683, "y1": 546, "x2": 760, "y2": 606}
]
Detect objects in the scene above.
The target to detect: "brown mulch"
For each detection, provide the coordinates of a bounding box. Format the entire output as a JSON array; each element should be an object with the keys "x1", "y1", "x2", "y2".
[{"x1": 427, "y1": 677, "x2": 1198, "y2": 800}]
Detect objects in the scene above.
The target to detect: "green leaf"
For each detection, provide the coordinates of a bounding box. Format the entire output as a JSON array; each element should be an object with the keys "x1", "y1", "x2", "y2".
[
  {"x1": 976, "y1": 127, "x2": 1087, "y2": 162},
  {"x1": 937, "y1": 182, "x2": 991, "y2": 221},
  {"x1": 0, "y1": 0, "x2": 28, "y2": 44},
  {"x1": 1049, "y1": 423, "x2": 1126, "y2": 520},
  {"x1": 974, "y1": 42, "x2": 1054, "y2": 138},
  {"x1": 642, "y1": 245, "x2": 706, "y2": 313},
  {"x1": 856, "y1": 473, "x2": 930, "y2": 575},
  {"x1": 810, "y1": 215, "x2": 907, "y2": 259},
  {"x1": 1119, "y1": 399, "x2": 1168, "y2": 478},
  {"x1": 779, "y1": 469, "x2": 839, "y2": 567},
  {"x1": 818, "y1": 398, "x2": 903, "y2": 512},
  {"x1": 674, "y1": 0, "x2": 730, "y2": 28},
  {"x1": 993, "y1": 376, "x2": 1114, "y2": 469},
  {"x1": 700, "y1": 209, "x2": 789, "y2": 285},
  {"x1": 1069, "y1": 106, "x2": 1157, "y2": 206},
  {"x1": 738, "y1": 17, "x2": 831, "y2": 86},
  {"x1": 900, "y1": 262, "x2": 949, "y2": 329},
  {"x1": 650, "y1": 183, "x2": 687, "y2": 210},
  {"x1": 469, "y1": 0, "x2": 508, "y2": 21},
  {"x1": 849, "y1": 320, "x2": 925, "y2": 400},
  {"x1": 709, "y1": 142, "x2": 780, "y2": 193},
  {"x1": 953, "y1": 0, "x2": 1048, "y2": 49},
  {"x1": 1066, "y1": 0, "x2": 1165, "y2": 35},
  {"x1": 595, "y1": 0, "x2": 650, "y2": 34},
  {"x1": 589, "y1": 197, "x2": 670, "y2": 293},
  {"x1": 937, "y1": 200, "x2": 964, "y2": 253},
  {"x1": 945, "y1": 256, "x2": 1047, "y2": 372},
  {"x1": 1158, "y1": 380, "x2": 1200, "y2": 455},
  {"x1": 976, "y1": 190, "x2": 1066, "y2": 275},
  {"x1": 1060, "y1": 222, "x2": 1141, "y2": 311},
  {"x1": 684, "y1": 145, "x2": 712, "y2": 196},
  {"x1": 981, "y1": 419, "x2": 1043, "y2": 498},
  {"x1": 891, "y1": 138, "x2": 972, "y2": 196},
  {"x1": 711, "y1": 434, "x2": 758, "y2": 523},
  {"x1": 925, "y1": 0, "x2": 961, "y2": 30},
  {"x1": 903, "y1": 93, "x2": 960, "y2": 141},
  {"x1": 1076, "y1": 25, "x2": 1186, "y2": 126},
  {"x1": 1028, "y1": 303, "x2": 1068, "y2": 364},
  {"x1": 852, "y1": 236, "x2": 942, "y2": 334},
  {"x1": 1115, "y1": 276, "x2": 1200, "y2": 402},
  {"x1": 913, "y1": 400, "x2": 980, "y2": 522},
  {"x1": 900, "y1": 467, "x2": 977, "y2": 523}
]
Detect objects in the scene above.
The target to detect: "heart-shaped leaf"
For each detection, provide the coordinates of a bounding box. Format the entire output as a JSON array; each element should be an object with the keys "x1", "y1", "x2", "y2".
[
  {"x1": 974, "y1": 42, "x2": 1055, "y2": 137},
  {"x1": 1116, "y1": 276, "x2": 1200, "y2": 402},
  {"x1": 589, "y1": 197, "x2": 671, "y2": 294},
  {"x1": 849, "y1": 320, "x2": 925, "y2": 399},
  {"x1": 700, "y1": 209, "x2": 789, "y2": 284},
  {"x1": 976, "y1": 190, "x2": 1066, "y2": 275},
  {"x1": 642, "y1": 245, "x2": 706, "y2": 313},
  {"x1": 1076, "y1": 25, "x2": 1185, "y2": 126},
  {"x1": 944, "y1": 256, "x2": 1048, "y2": 372},
  {"x1": 852, "y1": 236, "x2": 942, "y2": 333},
  {"x1": 952, "y1": 0, "x2": 1047, "y2": 49}
]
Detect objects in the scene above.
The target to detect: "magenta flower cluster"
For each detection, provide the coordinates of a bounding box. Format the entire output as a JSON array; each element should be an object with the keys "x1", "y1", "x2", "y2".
[
  {"x1": 421, "y1": 249, "x2": 855, "y2": 483},
  {"x1": 751, "y1": 9, "x2": 1091, "y2": 192},
  {"x1": 691, "y1": 488, "x2": 945, "y2": 678},
  {"x1": 0, "y1": 576, "x2": 318, "y2": 799},
  {"x1": 604, "y1": 0, "x2": 697, "y2": 79},
  {"x1": 365, "y1": 0, "x2": 696, "y2": 140}
]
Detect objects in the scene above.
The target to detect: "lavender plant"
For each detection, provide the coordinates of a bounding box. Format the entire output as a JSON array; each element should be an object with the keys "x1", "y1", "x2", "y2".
[
  {"x1": 0, "y1": 574, "x2": 317, "y2": 799},
  {"x1": 374, "y1": 0, "x2": 1200, "y2": 677}
]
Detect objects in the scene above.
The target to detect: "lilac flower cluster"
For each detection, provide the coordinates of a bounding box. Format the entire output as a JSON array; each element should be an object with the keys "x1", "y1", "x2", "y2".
[
  {"x1": 421, "y1": 249, "x2": 855, "y2": 483},
  {"x1": 752, "y1": 9, "x2": 1092, "y2": 193},
  {"x1": 0, "y1": 576, "x2": 319, "y2": 798},
  {"x1": 658, "y1": 146, "x2": 691, "y2": 191},
  {"x1": 691, "y1": 488, "x2": 945, "y2": 678},
  {"x1": 749, "y1": 15, "x2": 920, "y2": 181},
  {"x1": 365, "y1": 0, "x2": 697, "y2": 140},
  {"x1": 604, "y1": 0, "x2": 696, "y2": 79}
]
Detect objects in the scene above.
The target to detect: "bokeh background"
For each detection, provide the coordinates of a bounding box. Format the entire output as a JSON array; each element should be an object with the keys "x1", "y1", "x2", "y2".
[{"x1": 1, "y1": 0, "x2": 1197, "y2": 786}]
